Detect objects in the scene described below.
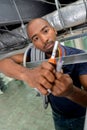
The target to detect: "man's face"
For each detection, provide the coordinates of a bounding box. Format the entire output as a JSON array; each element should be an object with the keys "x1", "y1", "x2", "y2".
[{"x1": 27, "y1": 19, "x2": 57, "y2": 53}]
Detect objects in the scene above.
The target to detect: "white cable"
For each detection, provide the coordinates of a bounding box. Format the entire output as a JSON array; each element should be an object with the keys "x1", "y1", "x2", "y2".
[
  {"x1": 36, "y1": 0, "x2": 82, "y2": 7},
  {"x1": 57, "y1": 60, "x2": 64, "y2": 72},
  {"x1": 55, "y1": 0, "x2": 65, "y2": 28},
  {"x1": 23, "y1": 44, "x2": 32, "y2": 67},
  {"x1": 51, "y1": 41, "x2": 59, "y2": 59},
  {"x1": 12, "y1": 0, "x2": 27, "y2": 38},
  {"x1": 23, "y1": 44, "x2": 41, "y2": 94},
  {"x1": 36, "y1": 0, "x2": 55, "y2": 5}
]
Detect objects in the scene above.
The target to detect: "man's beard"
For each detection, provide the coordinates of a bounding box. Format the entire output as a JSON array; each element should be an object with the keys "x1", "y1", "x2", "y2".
[{"x1": 43, "y1": 41, "x2": 54, "y2": 53}]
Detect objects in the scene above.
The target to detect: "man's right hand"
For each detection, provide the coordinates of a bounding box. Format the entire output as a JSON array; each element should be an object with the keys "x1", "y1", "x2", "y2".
[
  {"x1": 0, "y1": 57, "x2": 55, "y2": 95},
  {"x1": 23, "y1": 61, "x2": 55, "y2": 95}
]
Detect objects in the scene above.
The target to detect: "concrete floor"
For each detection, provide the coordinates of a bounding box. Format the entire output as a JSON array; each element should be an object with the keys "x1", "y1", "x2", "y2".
[{"x1": 0, "y1": 79, "x2": 55, "y2": 130}]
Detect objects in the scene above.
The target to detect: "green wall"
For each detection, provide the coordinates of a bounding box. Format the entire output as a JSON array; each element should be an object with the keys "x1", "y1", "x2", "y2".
[{"x1": 64, "y1": 37, "x2": 87, "y2": 51}]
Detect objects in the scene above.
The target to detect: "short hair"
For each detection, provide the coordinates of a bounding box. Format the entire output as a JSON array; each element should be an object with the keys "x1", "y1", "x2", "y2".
[{"x1": 27, "y1": 17, "x2": 52, "y2": 31}]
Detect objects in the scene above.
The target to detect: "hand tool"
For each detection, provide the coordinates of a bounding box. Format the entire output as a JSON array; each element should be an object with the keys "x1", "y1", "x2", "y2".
[{"x1": 43, "y1": 41, "x2": 59, "y2": 109}]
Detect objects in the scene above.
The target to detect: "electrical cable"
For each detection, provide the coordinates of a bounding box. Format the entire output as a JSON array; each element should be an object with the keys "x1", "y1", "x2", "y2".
[
  {"x1": 23, "y1": 43, "x2": 32, "y2": 67},
  {"x1": 0, "y1": 0, "x2": 29, "y2": 54},
  {"x1": 37, "y1": 0, "x2": 81, "y2": 7},
  {"x1": 11, "y1": 0, "x2": 27, "y2": 38},
  {"x1": 55, "y1": 0, "x2": 65, "y2": 29},
  {"x1": 36, "y1": 0, "x2": 55, "y2": 5}
]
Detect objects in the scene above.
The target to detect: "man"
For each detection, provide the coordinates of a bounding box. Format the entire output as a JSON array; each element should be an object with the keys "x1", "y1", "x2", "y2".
[
  {"x1": 0, "y1": 18, "x2": 87, "y2": 130},
  {"x1": 26, "y1": 18, "x2": 87, "y2": 130}
]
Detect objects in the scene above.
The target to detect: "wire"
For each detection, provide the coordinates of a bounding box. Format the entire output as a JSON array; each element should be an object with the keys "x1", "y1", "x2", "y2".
[
  {"x1": 58, "y1": 45, "x2": 61, "y2": 62},
  {"x1": 36, "y1": 0, "x2": 55, "y2": 5},
  {"x1": 12, "y1": 0, "x2": 24, "y2": 26},
  {"x1": 54, "y1": 0, "x2": 65, "y2": 29},
  {"x1": 0, "y1": 0, "x2": 29, "y2": 53},
  {"x1": 36, "y1": 0, "x2": 81, "y2": 7},
  {"x1": 56, "y1": 43, "x2": 65, "y2": 72},
  {"x1": 23, "y1": 43, "x2": 32, "y2": 67},
  {"x1": 11, "y1": 0, "x2": 27, "y2": 38}
]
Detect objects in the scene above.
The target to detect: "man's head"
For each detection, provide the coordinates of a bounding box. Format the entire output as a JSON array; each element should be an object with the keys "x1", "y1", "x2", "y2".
[{"x1": 27, "y1": 18, "x2": 57, "y2": 53}]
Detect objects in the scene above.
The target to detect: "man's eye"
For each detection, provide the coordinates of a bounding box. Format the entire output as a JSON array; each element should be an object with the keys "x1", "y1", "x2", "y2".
[
  {"x1": 44, "y1": 29, "x2": 49, "y2": 33},
  {"x1": 33, "y1": 37, "x2": 38, "y2": 41}
]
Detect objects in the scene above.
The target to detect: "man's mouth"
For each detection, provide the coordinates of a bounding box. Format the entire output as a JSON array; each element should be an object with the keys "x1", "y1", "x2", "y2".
[{"x1": 44, "y1": 42, "x2": 54, "y2": 51}]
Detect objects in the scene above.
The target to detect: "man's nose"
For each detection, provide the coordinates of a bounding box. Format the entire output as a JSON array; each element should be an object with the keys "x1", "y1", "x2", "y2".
[{"x1": 40, "y1": 35, "x2": 48, "y2": 44}]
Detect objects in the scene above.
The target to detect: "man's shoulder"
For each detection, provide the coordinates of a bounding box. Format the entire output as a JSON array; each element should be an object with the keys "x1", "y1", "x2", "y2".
[{"x1": 63, "y1": 45, "x2": 85, "y2": 55}]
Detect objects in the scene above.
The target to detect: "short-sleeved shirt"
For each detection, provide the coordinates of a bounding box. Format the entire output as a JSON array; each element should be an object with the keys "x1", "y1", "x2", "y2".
[{"x1": 48, "y1": 46, "x2": 87, "y2": 118}]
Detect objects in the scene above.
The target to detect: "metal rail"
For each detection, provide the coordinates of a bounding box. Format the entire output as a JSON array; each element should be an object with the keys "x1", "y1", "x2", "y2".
[{"x1": 26, "y1": 52, "x2": 87, "y2": 68}]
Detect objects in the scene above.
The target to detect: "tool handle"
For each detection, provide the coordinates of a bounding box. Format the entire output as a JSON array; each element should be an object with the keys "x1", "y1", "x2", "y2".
[
  {"x1": 48, "y1": 41, "x2": 59, "y2": 67},
  {"x1": 48, "y1": 57, "x2": 56, "y2": 67},
  {"x1": 48, "y1": 57, "x2": 57, "y2": 70}
]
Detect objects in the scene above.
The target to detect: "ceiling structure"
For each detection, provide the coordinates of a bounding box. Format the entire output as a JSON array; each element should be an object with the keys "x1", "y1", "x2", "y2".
[
  {"x1": 0, "y1": 0, "x2": 87, "y2": 59},
  {"x1": 0, "y1": 0, "x2": 78, "y2": 26}
]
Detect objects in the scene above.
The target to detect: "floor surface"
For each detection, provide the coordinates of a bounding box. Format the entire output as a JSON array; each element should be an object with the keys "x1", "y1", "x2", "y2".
[{"x1": 0, "y1": 79, "x2": 55, "y2": 130}]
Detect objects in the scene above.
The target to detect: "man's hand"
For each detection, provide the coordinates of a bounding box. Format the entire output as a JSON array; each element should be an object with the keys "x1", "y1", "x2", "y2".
[
  {"x1": 51, "y1": 72, "x2": 73, "y2": 97},
  {"x1": 24, "y1": 61, "x2": 55, "y2": 95},
  {"x1": 0, "y1": 57, "x2": 55, "y2": 95}
]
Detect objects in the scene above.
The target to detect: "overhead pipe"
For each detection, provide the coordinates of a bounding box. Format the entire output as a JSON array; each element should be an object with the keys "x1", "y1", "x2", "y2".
[{"x1": 43, "y1": 0, "x2": 87, "y2": 31}]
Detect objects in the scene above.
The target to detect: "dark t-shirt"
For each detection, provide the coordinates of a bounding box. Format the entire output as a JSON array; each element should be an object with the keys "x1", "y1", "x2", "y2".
[
  {"x1": 28, "y1": 44, "x2": 87, "y2": 118},
  {"x1": 49, "y1": 46, "x2": 87, "y2": 118}
]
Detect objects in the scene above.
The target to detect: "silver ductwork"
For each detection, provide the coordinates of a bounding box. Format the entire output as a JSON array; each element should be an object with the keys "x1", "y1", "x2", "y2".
[{"x1": 43, "y1": 0, "x2": 86, "y2": 31}]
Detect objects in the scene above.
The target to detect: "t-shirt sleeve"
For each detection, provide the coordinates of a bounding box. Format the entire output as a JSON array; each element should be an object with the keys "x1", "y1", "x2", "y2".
[{"x1": 77, "y1": 62, "x2": 87, "y2": 75}]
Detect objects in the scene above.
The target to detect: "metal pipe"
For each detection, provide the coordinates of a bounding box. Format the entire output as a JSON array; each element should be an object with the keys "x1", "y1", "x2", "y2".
[{"x1": 43, "y1": 0, "x2": 86, "y2": 31}]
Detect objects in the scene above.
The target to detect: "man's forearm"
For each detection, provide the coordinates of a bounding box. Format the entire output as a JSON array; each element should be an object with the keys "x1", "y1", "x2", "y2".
[
  {"x1": 0, "y1": 58, "x2": 55, "y2": 95},
  {"x1": 0, "y1": 58, "x2": 28, "y2": 81},
  {"x1": 66, "y1": 85, "x2": 87, "y2": 107}
]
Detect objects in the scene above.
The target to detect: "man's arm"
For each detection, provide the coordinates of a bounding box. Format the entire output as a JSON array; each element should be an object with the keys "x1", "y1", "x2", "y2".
[
  {"x1": 66, "y1": 75, "x2": 87, "y2": 107},
  {"x1": 10, "y1": 53, "x2": 24, "y2": 64},
  {"x1": 51, "y1": 71, "x2": 87, "y2": 107},
  {"x1": 41, "y1": 62, "x2": 87, "y2": 107},
  {"x1": 0, "y1": 56, "x2": 55, "y2": 95}
]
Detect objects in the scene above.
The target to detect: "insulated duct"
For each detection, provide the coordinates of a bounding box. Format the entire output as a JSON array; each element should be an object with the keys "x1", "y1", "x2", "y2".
[
  {"x1": 0, "y1": 26, "x2": 28, "y2": 56},
  {"x1": 43, "y1": 0, "x2": 87, "y2": 30}
]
